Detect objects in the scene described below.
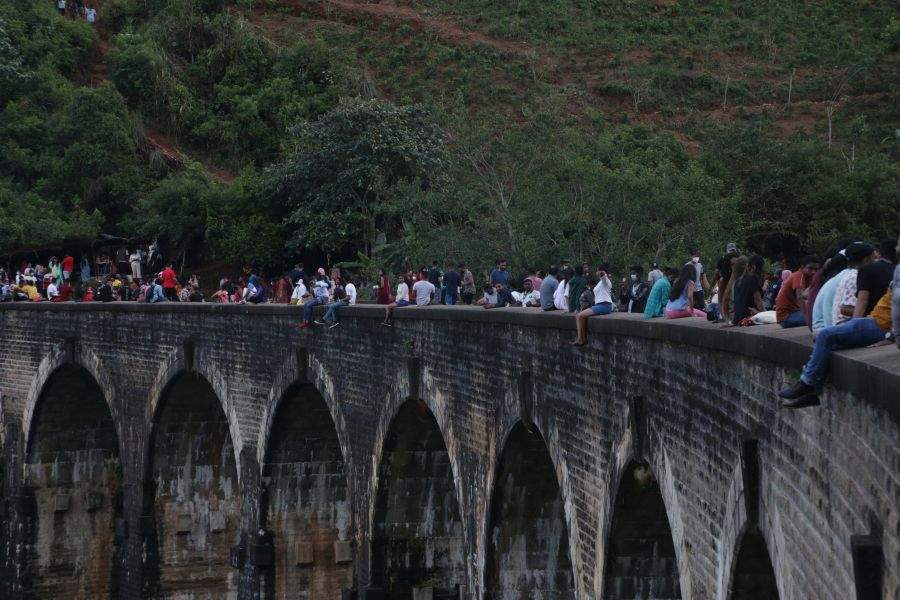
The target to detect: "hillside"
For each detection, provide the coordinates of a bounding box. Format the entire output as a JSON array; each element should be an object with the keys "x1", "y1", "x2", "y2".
[{"x1": 2, "y1": 0, "x2": 898, "y2": 274}]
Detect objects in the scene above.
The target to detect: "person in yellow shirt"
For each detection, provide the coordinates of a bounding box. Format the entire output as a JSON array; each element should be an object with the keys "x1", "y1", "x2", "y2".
[
  {"x1": 779, "y1": 286, "x2": 893, "y2": 408},
  {"x1": 17, "y1": 277, "x2": 41, "y2": 301}
]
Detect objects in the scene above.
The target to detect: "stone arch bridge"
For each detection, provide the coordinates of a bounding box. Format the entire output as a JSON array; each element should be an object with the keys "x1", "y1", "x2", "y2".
[{"x1": 0, "y1": 303, "x2": 897, "y2": 600}]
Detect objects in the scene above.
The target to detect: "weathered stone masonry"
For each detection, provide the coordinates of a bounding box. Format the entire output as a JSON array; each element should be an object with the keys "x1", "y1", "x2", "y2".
[{"x1": 0, "y1": 302, "x2": 897, "y2": 599}]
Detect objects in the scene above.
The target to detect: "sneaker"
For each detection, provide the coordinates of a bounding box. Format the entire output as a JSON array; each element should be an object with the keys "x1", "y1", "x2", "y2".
[
  {"x1": 329, "y1": 322, "x2": 340, "y2": 329},
  {"x1": 298, "y1": 322, "x2": 310, "y2": 329},
  {"x1": 314, "y1": 319, "x2": 325, "y2": 325},
  {"x1": 778, "y1": 380, "x2": 816, "y2": 400},
  {"x1": 381, "y1": 321, "x2": 392, "y2": 327}
]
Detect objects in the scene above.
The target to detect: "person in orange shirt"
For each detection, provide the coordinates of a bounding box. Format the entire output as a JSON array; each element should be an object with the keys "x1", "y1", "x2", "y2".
[{"x1": 775, "y1": 255, "x2": 820, "y2": 328}]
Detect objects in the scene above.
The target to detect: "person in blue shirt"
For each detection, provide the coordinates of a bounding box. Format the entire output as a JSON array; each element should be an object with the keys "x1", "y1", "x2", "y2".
[
  {"x1": 539, "y1": 266, "x2": 559, "y2": 311},
  {"x1": 644, "y1": 267, "x2": 676, "y2": 318},
  {"x1": 442, "y1": 262, "x2": 461, "y2": 305},
  {"x1": 148, "y1": 278, "x2": 166, "y2": 303},
  {"x1": 489, "y1": 259, "x2": 509, "y2": 289}
]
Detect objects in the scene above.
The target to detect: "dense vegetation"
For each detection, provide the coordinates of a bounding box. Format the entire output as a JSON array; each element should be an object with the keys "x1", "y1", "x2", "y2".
[{"x1": 2, "y1": 0, "x2": 897, "y2": 275}]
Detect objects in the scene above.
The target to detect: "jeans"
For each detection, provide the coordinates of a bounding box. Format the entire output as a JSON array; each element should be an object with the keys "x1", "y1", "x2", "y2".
[
  {"x1": 781, "y1": 310, "x2": 806, "y2": 328},
  {"x1": 303, "y1": 296, "x2": 325, "y2": 323},
  {"x1": 323, "y1": 300, "x2": 343, "y2": 323},
  {"x1": 445, "y1": 291, "x2": 458, "y2": 306},
  {"x1": 800, "y1": 317, "x2": 884, "y2": 389}
]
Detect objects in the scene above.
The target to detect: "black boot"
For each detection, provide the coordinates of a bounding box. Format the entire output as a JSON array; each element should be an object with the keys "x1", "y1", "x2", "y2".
[
  {"x1": 782, "y1": 394, "x2": 820, "y2": 409},
  {"x1": 778, "y1": 380, "x2": 816, "y2": 400}
]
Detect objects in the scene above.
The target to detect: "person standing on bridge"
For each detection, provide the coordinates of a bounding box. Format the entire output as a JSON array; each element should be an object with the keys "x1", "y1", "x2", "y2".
[
  {"x1": 61, "y1": 252, "x2": 74, "y2": 282},
  {"x1": 687, "y1": 248, "x2": 710, "y2": 311},
  {"x1": 442, "y1": 262, "x2": 461, "y2": 306},
  {"x1": 490, "y1": 259, "x2": 510, "y2": 290},
  {"x1": 161, "y1": 263, "x2": 179, "y2": 301},
  {"x1": 460, "y1": 263, "x2": 475, "y2": 304}
]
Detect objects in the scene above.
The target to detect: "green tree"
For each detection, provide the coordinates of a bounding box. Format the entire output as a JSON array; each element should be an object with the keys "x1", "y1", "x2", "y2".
[{"x1": 266, "y1": 98, "x2": 448, "y2": 257}]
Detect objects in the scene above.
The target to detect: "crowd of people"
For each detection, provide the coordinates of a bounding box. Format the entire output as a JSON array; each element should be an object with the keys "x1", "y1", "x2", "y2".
[
  {"x1": 56, "y1": 0, "x2": 98, "y2": 23},
  {"x1": 2, "y1": 236, "x2": 897, "y2": 409}
]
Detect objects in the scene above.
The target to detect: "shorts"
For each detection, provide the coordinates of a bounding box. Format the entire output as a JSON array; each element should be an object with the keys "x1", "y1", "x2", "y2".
[
  {"x1": 591, "y1": 302, "x2": 613, "y2": 315},
  {"x1": 396, "y1": 300, "x2": 409, "y2": 307}
]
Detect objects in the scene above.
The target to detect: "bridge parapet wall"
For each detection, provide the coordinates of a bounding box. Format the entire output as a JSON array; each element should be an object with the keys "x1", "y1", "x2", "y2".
[{"x1": 0, "y1": 303, "x2": 896, "y2": 599}]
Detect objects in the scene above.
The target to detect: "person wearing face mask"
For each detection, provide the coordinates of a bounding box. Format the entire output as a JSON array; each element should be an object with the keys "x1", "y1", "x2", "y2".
[
  {"x1": 623, "y1": 265, "x2": 650, "y2": 313},
  {"x1": 686, "y1": 248, "x2": 710, "y2": 310}
]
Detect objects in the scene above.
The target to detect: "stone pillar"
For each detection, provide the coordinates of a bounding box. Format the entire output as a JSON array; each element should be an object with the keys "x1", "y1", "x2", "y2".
[{"x1": 238, "y1": 446, "x2": 265, "y2": 600}]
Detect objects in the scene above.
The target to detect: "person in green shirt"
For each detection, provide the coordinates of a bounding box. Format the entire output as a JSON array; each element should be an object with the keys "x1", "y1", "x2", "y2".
[
  {"x1": 644, "y1": 267, "x2": 677, "y2": 318},
  {"x1": 567, "y1": 265, "x2": 587, "y2": 313}
]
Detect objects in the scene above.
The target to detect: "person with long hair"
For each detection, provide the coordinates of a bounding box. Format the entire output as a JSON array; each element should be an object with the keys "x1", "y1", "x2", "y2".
[
  {"x1": 376, "y1": 269, "x2": 391, "y2": 305},
  {"x1": 722, "y1": 255, "x2": 748, "y2": 323},
  {"x1": 664, "y1": 264, "x2": 706, "y2": 318},
  {"x1": 732, "y1": 255, "x2": 766, "y2": 325},
  {"x1": 809, "y1": 252, "x2": 849, "y2": 334}
]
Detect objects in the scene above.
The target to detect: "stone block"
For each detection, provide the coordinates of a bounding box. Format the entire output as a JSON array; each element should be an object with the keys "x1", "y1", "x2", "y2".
[
  {"x1": 176, "y1": 512, "x2": 192, "y2": 534},
  {"x1": 85, "y1": 491, "x2": 103, "y2": 512},
  {"x1": 294, "y1": 542, "x2": 314, "y2": 566},
  {"x1": 412, "y1": 587, "x2": 433, "y2": 600},
  {"x1": 209, "y1": 510, "x2": 226, "y2": 533},
  {"x1": 334, "y1": 540, "x2": 353, "y2": 564},
  {"x1": 53, "y1": 493, "x2": 70, "y2": 513}
]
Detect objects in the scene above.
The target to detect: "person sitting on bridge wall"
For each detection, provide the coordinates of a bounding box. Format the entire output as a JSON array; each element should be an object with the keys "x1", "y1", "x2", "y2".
[
  {"x1": 779, "y1": 235, "x2": 898, "y2": 408},
  {"x1": 148, "y1": 278, "x2": 166, "y2": 303},
  {"x1": 809, "y1": 252, "x2": 849, "y2": 335},
  {"x1": 644, "y1": 267, "x2": 677, "y2": 319},
  {"x1": 571, "y1": 264, "x2": 614, "y2": 346},
  {"x1": 299, "y1": 273, "x2": 331, "y2": 329},
  {"x1": 381, "y1": 272, "x2": 412, "y2": 327},
  {"x1": 512, "y1": 278, "x2": 541, "y2": 307},
  {"x1": 665, "y1": 264, "x2": 707, "y2": 319},
  {"x1": 318, "y1": 285, "x2": 347, "y2": 329},
  {"x1": 775, "y1": 255, "x2": 820, "y2": 328},
  {"x1": 478, "y1": 282, "x2": 514, "y2": 309}
]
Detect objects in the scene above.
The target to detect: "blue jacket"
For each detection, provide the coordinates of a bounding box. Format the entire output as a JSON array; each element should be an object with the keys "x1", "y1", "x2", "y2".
[{"x1": 644, "y1": 277, "x2": 671, "y2": 318}]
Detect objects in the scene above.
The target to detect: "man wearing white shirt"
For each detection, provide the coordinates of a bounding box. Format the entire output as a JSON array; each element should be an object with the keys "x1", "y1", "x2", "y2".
[
  {"x1": 571, "y1": 264, "x2": 614, "y2": 346},
  {"x1": 129, "y1": 249, "x2": 142, "y2": 280},
  {"x1": 512, "y1": 279, "x2": 540, "y2": 307},
  {"x1": 45, "y1": 276, "x2": 59, "y2": 301},
  {"x1": 553, "y1": 269, "x2": 570, "y2": 311},
  {"x1": 290, "y1": 278, "x2": 308, "y2": 305},
  {"x1": 345, "y1": 279, "x2": 357, "y2": 305}
]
